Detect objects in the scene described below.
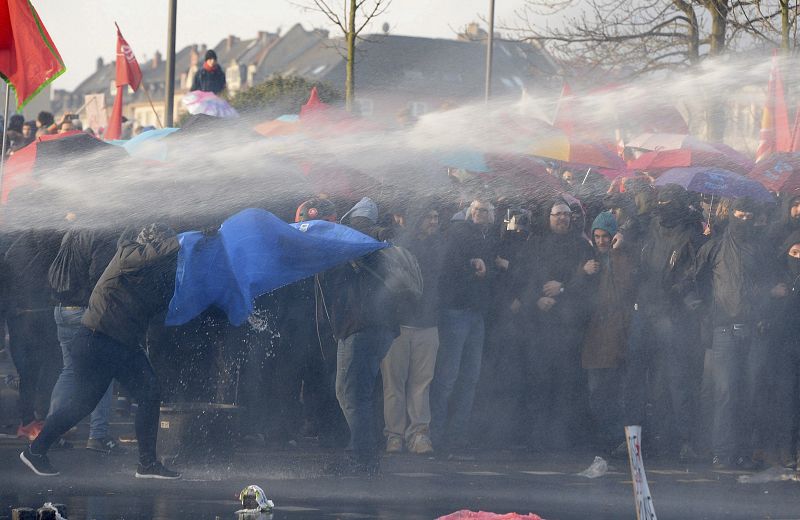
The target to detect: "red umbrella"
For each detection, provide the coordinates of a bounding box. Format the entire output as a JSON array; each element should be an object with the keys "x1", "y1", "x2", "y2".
[
  {"x1": 628, "y1": 148, "x2": 752, "y2": 176},
  {"x1": 748, "y1": 152, "x2": 800, "y2": 192},
  {"x1": 2, "y1": 131, "x2": 126, "y2": 203}
]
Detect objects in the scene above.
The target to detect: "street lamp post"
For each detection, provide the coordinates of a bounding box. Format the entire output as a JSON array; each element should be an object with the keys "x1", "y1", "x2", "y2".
[
  {"x1": 485, "y1": 0, "x2": 495, "y2": 103},
  {"x1": 165, "y1": 0, "x2": 178, "y2": 127}
]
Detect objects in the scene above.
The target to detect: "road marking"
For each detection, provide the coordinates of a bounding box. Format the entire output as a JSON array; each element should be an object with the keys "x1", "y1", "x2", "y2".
[
  {"x1": 392, "y1": 472, "x2": 441, "y2": 477},
  {"x1": 520, "y1": 470, "x2": 563, "y2": 476},
  {"x1": 458, "y1": 471, "x2": 505, "y2": 476}
]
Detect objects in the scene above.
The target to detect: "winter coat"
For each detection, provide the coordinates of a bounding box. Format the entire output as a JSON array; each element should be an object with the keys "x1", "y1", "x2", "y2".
[
  {"x1": 767, "y1": 229, "x2": 800, "y2": 342},
  {"x1": 48, "y1": 228, "x2": 117, "y2": 306},
  {"x1": 637, "y1": 214, "x2": 705, "y2": 318},
  {"x1": 581, "y1": 248, "x2": 638, "y2": 369},
  {"x1": 695, "y1": 226, "x2": 773, "y2": 327},
  {"x1": 517, "y1": 230, "x2": 594, "y2": 325},
  {"x1": 438, "y1": 220, "x2": 498, "y2": 313},
  {"x1": 190, "y1": 65, "x2": 226, "y2": 94},
  {"x1": 4, "y1": 229, "x2": 63, "y2": 311},
  {"x1": 395, "y1": 231, "x2": 444, "y2": 328},
  {"x1": 82, "y1": 233, "x2": 180, "y2": 349},
  {"x1": 322, "y1": 256, "x2": 399, "y2": 341}
]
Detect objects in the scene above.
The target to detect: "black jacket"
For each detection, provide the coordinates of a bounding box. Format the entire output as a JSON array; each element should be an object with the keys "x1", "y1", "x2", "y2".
[
  {"x1": 695, "y1": 227, "x2": 773, "y2": 326},
  {"x1": 48, "y1": 228, "x2": 117, "y2": 307},
  {"x1": 4, "y1": 229, "x2": 63, "y2": 311},
  {"x1": 191, "y1": 65, "x2": 226, "y2": 94},
  {"x1": 438, "y1": 220, "x2": 497, "y2": 313},
  {"x1": 82, "y1": 234, "x2": 180, "y2": 349},
  {"x1": 637, "y1": 214, "x2": 705, "y2": 317},
  {"x1": 517, "y1": 230, "x2": 594, "y2": 324},
  {"x1": 395, "y1": 230, "x2": 444, "y2": 328}
]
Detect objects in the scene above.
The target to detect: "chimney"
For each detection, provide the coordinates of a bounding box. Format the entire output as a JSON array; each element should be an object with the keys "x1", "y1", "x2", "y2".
[
  {"x1": 96, "y1": 57, "x2": 104, "y2": 71},
  {"x1": 226, "y1": 35, "x2": 237, "y2": 52},
  {"x1": 151, "y1": 50, "x2": 162, "y2": 69}
]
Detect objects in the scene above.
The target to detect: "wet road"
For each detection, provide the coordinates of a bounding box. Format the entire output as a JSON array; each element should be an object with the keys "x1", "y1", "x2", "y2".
[{"x1": 3, "y1": 434, "x2": 800, "y2": 520}]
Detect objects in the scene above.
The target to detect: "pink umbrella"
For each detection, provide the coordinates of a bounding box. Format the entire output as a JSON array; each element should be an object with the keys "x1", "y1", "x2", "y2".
[{"x1": 181, "y1": 90, "x2": 239, "y2": 118}]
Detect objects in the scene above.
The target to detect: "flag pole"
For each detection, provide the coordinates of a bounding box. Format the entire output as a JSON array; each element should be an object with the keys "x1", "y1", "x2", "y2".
[
  {"x1": 142, "y1": 88, "x2": 164, "y2": 128},
  {"x1": 0, "y1": 83, "x2": 11, "y2": 197}
]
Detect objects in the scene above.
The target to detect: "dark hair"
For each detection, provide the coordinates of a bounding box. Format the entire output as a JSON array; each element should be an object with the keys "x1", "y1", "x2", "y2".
[
  {"x1": 8, "y1": 114, "x2": 24, "y2": 132},
  {"x1": 37, "y1": 111, "x2": 54, "y2": 127},
  {"x1": 205, "y1": 49, "x2": 217, "y2": 61}
]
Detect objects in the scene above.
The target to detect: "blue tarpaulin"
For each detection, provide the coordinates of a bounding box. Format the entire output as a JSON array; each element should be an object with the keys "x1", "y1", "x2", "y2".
[{"x1": 165, "y1": 208, "x2": 388, "y2": 326}]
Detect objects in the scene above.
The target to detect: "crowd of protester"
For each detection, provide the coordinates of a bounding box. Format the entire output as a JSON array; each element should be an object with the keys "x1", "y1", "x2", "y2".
[{"x1": 3, "y1": 157, "x2": 800, "y2": 479}]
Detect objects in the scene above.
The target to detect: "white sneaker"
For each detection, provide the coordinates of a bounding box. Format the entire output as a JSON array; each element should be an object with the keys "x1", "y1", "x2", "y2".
[
  {"x1": 407, "y1": 433, "x2": 434, "y2": 455},
  {"x1": 386, "y1": 436, "x2": 403, "y2": 453}
]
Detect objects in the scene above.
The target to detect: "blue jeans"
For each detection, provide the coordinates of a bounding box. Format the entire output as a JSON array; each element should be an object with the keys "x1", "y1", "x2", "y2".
[
  {"x1": 429, "y1": 308, "x2": 485, "y2": 449},
  {"x1": 49, "y1": 306, "x2": 113, "y2": 440},
  {"x1": 33, "y1": 327, "x2": 161, "y2": 465},
  {"x1": 708, "y1": 325, "x2": 760, "y2": 459},
  {"x1": 335, "y1": 326, "x2": 395, "y2": 465}
]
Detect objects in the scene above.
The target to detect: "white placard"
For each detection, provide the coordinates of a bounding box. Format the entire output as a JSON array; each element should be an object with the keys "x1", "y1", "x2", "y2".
[{"x1": 626, "y1": 425, "x2": 657, "y2": 520}]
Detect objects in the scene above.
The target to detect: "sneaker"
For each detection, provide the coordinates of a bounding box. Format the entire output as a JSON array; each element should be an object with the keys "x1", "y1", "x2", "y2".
[
  {"x1": 135, "y1": 461, "x2": 181, "y2": 480},
  {"x1": 386, "y1": 436, "x2": 403, "y2": 454},
  {"x1": 407, "y1": 433, "x2": 434, "y2": 455},
  {"x1": 17, "y1": 421, "x2": 44, "y2": 442},
  {"x1": 87, "y1": 437, "x2": 126, "y2": 455},
  {"x1": 20, "y1": 448, "x2": 59, "y2": 476}
]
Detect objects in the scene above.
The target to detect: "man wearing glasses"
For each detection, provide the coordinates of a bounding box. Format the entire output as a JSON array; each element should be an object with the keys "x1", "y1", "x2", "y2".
[{"x1": 430, "y1": 198, "x2": 497, "y2": 455}]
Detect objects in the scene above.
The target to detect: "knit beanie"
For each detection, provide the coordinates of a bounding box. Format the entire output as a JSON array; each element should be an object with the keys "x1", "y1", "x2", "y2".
[{"x1": 591, "y1": 211, "x2": 618, "y2": 237}]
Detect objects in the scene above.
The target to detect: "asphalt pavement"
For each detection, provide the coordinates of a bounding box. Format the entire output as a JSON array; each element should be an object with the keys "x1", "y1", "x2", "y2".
[{"x1": 2, "y1": 432, "x2": 800, "y2": 520}]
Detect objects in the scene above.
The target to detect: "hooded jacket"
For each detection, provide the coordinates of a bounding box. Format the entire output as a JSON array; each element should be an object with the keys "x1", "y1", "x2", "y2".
[
  {"x1": 82, "y1": 229, "x2": 180, "y2": 349},
  {"x1": 695, "y1": 222, "x2": 773, "y2": 326},
  {"x1": 323, "y1": 198, "x2": 399, "y2": 339},
  {"x1": 637, "y1": 208, "x2": 705, "y2": 317},
  {"x1": 766, "y1": 229, "x2": 800, "y2": 340},
  {"x1": 767, "y1": 191, "x2": 800, "y2": 253},
  {"x1": 48, "y1": 228, "x2": 118, "y2": 307}
]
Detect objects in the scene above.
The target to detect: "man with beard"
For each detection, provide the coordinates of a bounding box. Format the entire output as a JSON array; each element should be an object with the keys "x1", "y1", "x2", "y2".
[
  {"x1": 695, "y1": 198, "x2": 772, "y2": 469},
  {"x1": 518, "y1": 199, "x2": 594, "y2": 450},
  {"x1": 627, "y1": 184, "x2": 705, "y2": 460},
  {"x1": 581, "y1": 211, "x2": 637, "y2": 453}
]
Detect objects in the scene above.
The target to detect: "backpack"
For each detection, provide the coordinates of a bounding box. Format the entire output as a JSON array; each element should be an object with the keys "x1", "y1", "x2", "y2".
[{"x1": 354, "y1": 245, "x2": 423, "y2": 300}]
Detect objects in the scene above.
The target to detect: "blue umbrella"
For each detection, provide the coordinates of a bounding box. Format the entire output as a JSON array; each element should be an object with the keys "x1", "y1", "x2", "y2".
[{"x1": 655, "y1": 167, "x2": 774, "y2": 203}]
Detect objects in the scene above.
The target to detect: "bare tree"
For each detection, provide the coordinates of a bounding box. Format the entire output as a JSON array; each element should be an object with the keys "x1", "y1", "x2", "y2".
[{"x1": 302, "y1": 0, "x2": 392, "y2": 111}]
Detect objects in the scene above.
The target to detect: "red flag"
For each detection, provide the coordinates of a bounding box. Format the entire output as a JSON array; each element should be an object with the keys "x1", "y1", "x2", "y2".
[
  {"x1": 104, "y1": 85, "x2": 124, "y2": 140},
  {"x1": 756, "y1": 52, "x2": 792, "y2": 162},
  {"x1": 0, "y1": 0, "x2": 65, "y2": 109},
  {"x1": 791, "y1": 102, "x2": 800, "y2": 153},
  {"x1": 114, "y1": 22, "x2": 142, "y2": 91},
  {"x1": 553, "y1": 83, "x2": 575, "y2": 135}
]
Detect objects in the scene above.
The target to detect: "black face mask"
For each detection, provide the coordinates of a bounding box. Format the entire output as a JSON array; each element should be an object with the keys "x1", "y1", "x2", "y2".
[
  {"x1": 655, "y1": 202, "x2": 686, "y2": 226},
  {"x1": 788, "y1": 256, "x2": 800, "y2": 277},
  {"x1": 728, "y1": 216, "x2": 755, "y2": 239}
]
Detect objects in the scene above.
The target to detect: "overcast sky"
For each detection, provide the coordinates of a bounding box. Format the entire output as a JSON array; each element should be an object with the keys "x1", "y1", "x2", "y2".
[{"x1": 35, "y1": 0, "x2": 529, "y2": 91}]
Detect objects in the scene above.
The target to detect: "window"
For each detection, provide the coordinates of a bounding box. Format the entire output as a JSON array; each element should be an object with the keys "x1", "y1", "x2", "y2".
[{"x1": 226, "y1": 65, "x2": 241, "y2": 91}]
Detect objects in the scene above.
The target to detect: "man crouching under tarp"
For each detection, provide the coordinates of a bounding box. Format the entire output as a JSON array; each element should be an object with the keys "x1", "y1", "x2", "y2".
[{"x1": 20, "y1": 224, "x2": 182, "y2": 480}]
